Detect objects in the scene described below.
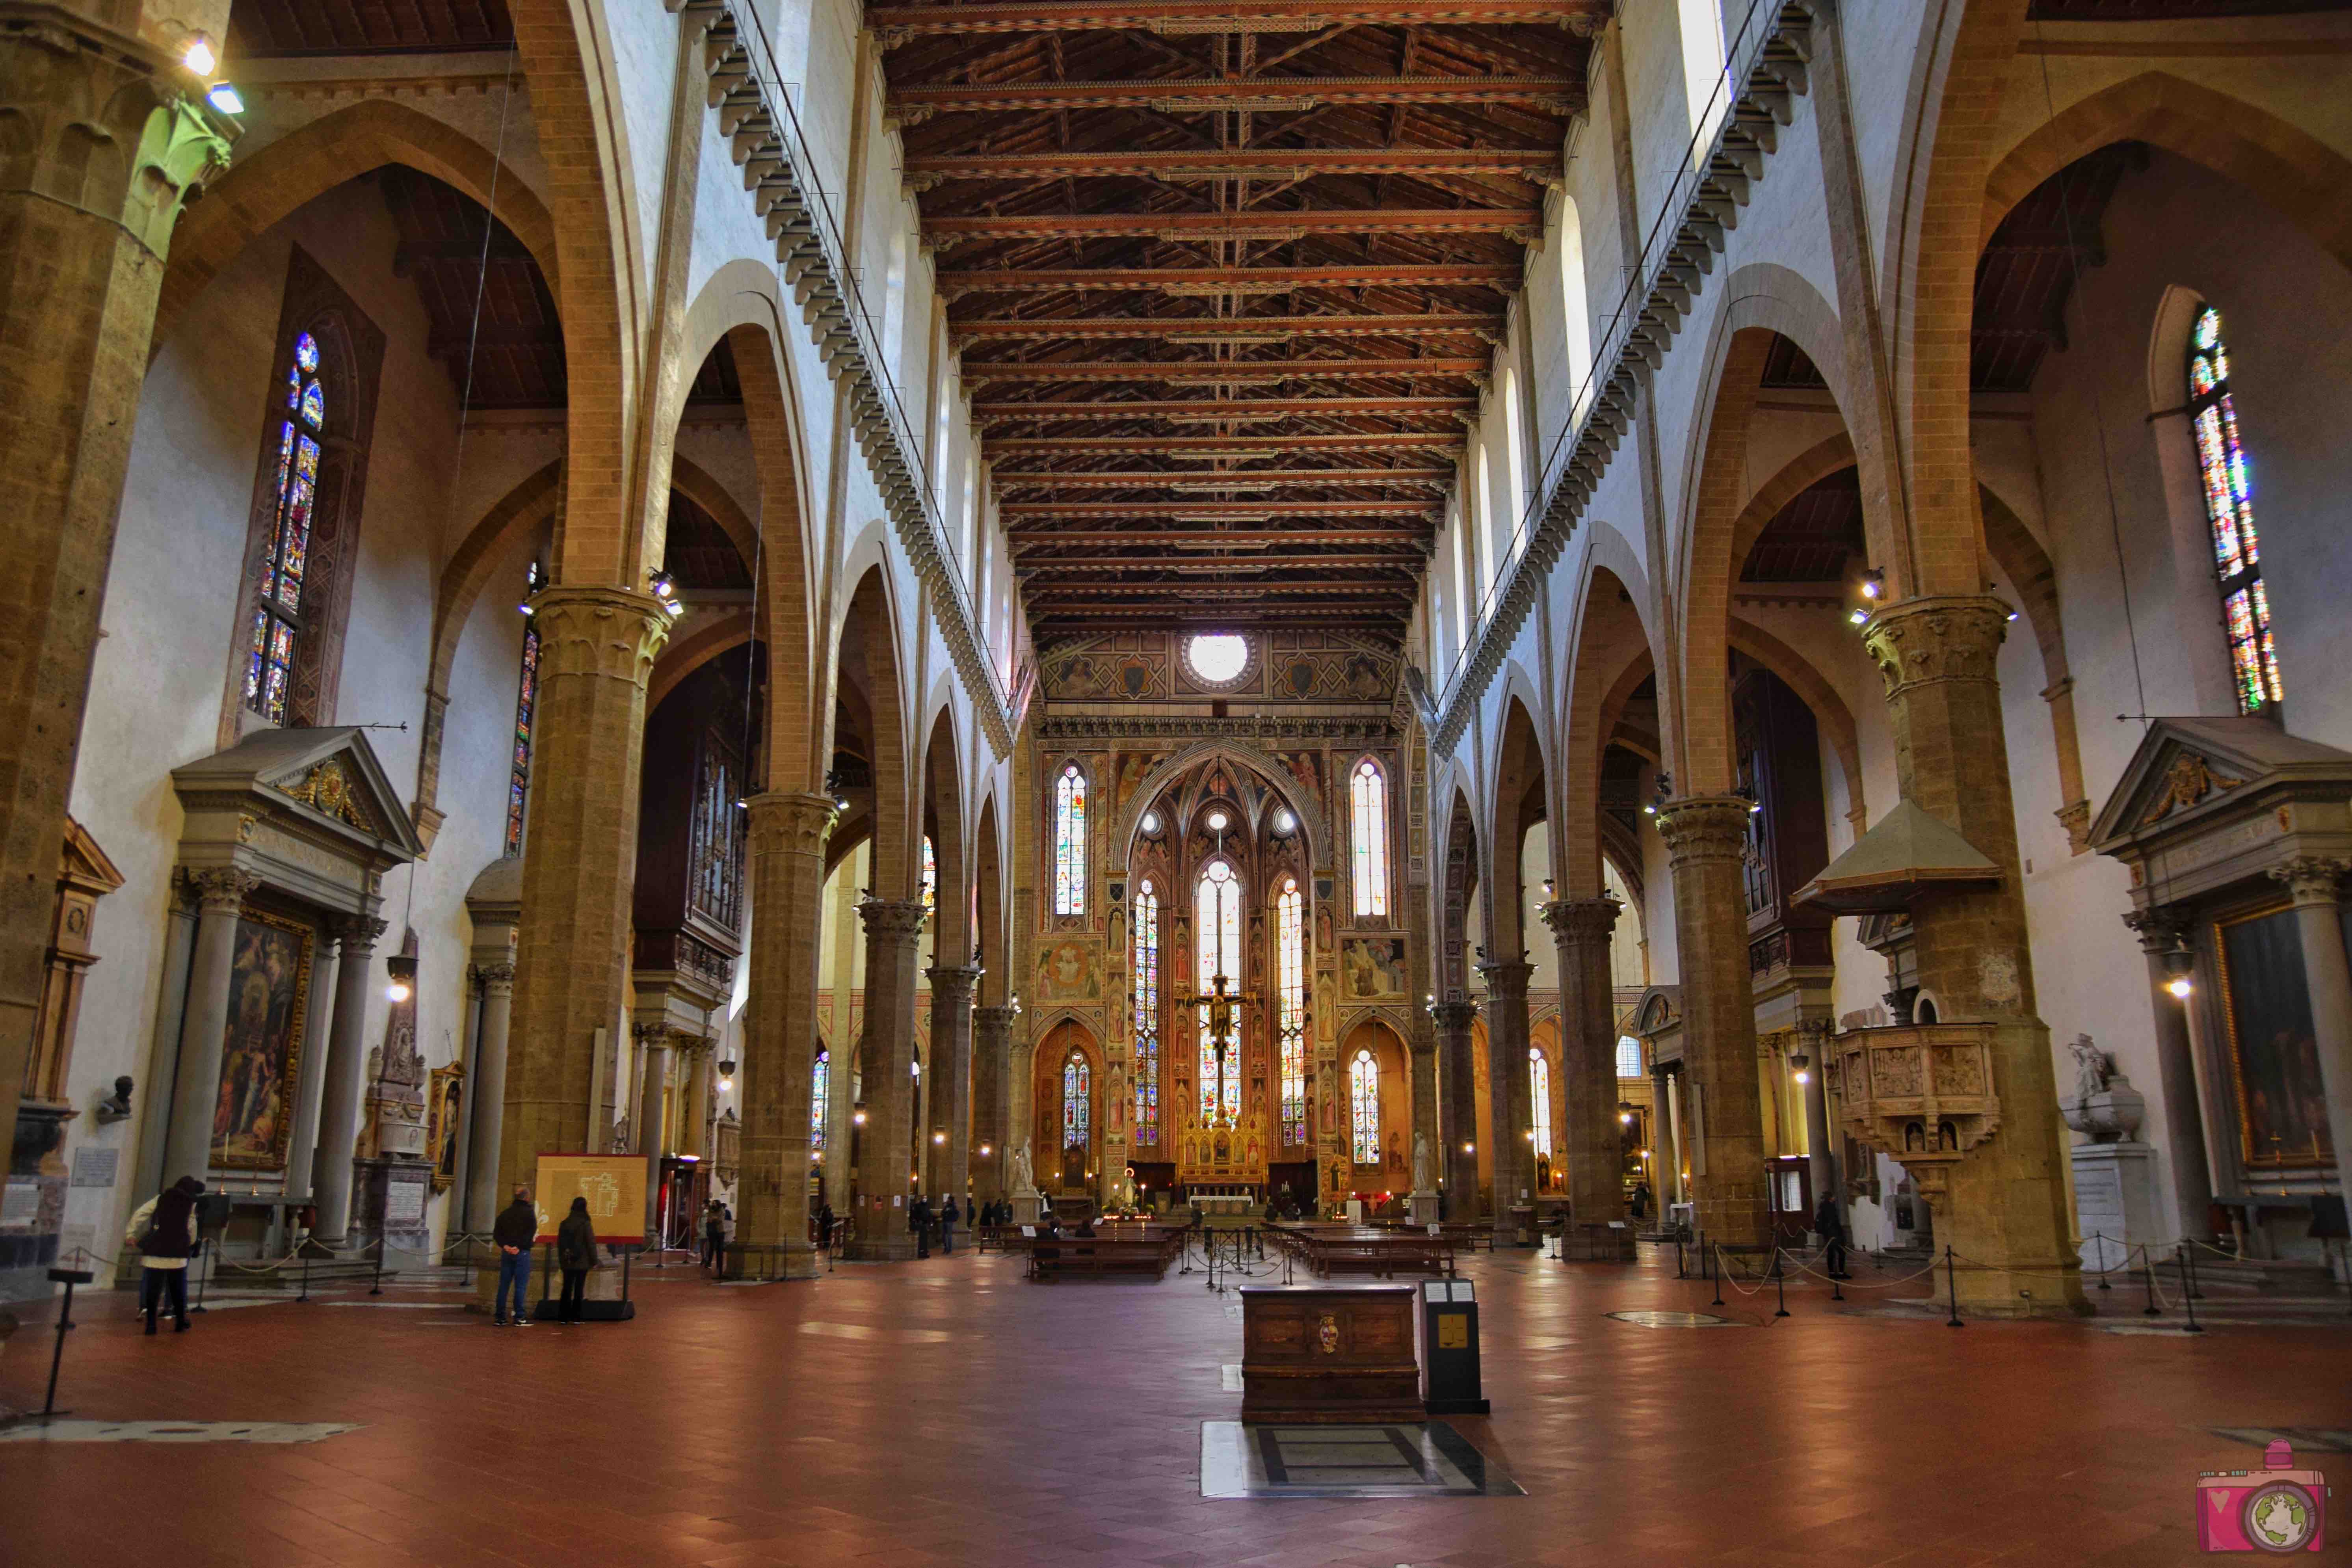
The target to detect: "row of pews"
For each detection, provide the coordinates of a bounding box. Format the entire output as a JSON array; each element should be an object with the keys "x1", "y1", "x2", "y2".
[
  {"x1": 979, "y1": 1221, "x2": 1193, "y2": 1280},
  {"x1": 1264, "y1": 1223, "x2": 1460, "y2": 1280}
]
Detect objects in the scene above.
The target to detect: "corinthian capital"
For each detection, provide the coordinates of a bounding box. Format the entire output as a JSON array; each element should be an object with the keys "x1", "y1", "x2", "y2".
[
  {"x1": 746, "y1": 791, "x2": 840, "y2": 856},
  {"x1": 1860, "y1": 595, "x2": 2010, "y2": 701},
  {"x1": 2270, "y1": 856, "x2": 2351, "y2": 907},
  {"x1": 925, "y1": 963, "x2": 982, "y2": 999},
  {"x1": 2120, "y1": 907, "x2": 2193, "y2": 953},
  {"x1": 860, "y1": 896, "x2": 931, "y2": 942},
  {"x1": 528, "y1": 586, "x2": 672, "y2": 689},
  {"x1": 184, "y1": 866, "x2": 262, "y2": 913},
  {"x1": 1427, "y1": 999, "x2": 1479, "y2": 1033},
  {"x1": 1539, "y1": 895, "x2": 1621, "y2": 944},
  {"x1": 1653, "y1": 796, "x2": 1751, "y2": 866}
]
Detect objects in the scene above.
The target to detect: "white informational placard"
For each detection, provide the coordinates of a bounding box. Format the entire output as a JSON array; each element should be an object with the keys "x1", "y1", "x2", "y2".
[
  {"x1": 385, "y1": 1180, "x2": 426, "y2": 1224},
  {"x1": 71, "y1": 1146, "x2": 119, "y2": 1189},
  {"x1": 1, "y1": 1181, "x2": 39, "y2": 1229}
]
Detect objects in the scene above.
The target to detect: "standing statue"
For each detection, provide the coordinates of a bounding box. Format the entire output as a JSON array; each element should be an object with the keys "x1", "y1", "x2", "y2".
[
  {"x1": 1010, "y1": 1139, "x2": 1036, "y2": 1193},
  {"x1": 1412, "y1": 1130, "x2": 1434, "y2": 1194},
  {"x1": 2065, "y1": 1034, "x2": 2108, "y2": 1108}
]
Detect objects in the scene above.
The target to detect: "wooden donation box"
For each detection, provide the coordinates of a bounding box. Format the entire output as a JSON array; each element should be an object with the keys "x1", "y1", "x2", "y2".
[{"x1": 1239, "y1": 1284, "x2": 1421, "y2": 1424}]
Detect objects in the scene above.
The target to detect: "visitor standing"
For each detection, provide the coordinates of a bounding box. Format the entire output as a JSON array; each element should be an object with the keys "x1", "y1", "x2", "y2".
[
  {"x1": 124, "y1": 1176, "x2": 203, "y2": 1335},
  {"x1": 1631, "y1": 1181, "x2": 1652, "y2": 1221},
  {"x1": 817, "y1": 1202, "x2": 837, "y2": 1252},
  {"x1": 911, "y1": 1194, "x2": 933, "y2": 1259},
  {"x1": 493, "y1": 1185, "x2": 537, "y2": 1327},
  {"x1": 556, "y1": 1196, "x2": 600, "y2": 1321},
  {"x1": 1814, "y1": 1192, "x2": 1850, "y2": 1280},
  {"x1": 940, "y1": 1197, "x2": 959, "y2": 1255},
  {"x1": 703, "y1": 1200, "x2": 725, "y2": 1272}
]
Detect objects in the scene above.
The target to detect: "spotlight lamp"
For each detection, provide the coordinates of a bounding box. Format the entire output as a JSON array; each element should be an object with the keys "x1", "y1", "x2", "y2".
[
  {"x1": 2163, "y1": 945, "x2": 2196, "y2": 1000},
  {"x1": 206, "y1": 83, "x2": 244, "y2": 115},
  {"x1": 383, "y1": 953, "x2": 418, "y2": 1004},
  {"x1": 1848, "y1": 608, "x2": 1871, "y2": 627},
  {"x1": 853, "y1": 1107, "x2": 868, "y2": 1127},
  {"x1": 181, "y1": 33, "x2": 217, "y2": 74},
  {"x1": 649, "y1": 569, "x2": 682, "y2": 615},
  {"x1": 1859, "y1": 567, "x2": 1885, "y2": 601}
]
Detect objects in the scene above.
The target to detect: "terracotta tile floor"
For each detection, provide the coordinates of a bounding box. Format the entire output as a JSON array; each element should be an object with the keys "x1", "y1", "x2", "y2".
[{"x1": 2, "y1": 1246, "x2": 2345, "y2": 1567}]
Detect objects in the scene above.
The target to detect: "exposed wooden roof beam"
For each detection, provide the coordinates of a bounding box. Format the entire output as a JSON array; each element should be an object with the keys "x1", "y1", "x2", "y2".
[
  {"x1": 972, "y1": 395, "x2": 1475, "y2": 420},
  {"x1": 992, "y1": 432, "x2": 1458, "y2": 452},
  {"x1": 1004, "y1": 498, "x2": 1438, "y2": 518},
  {"x1": 1009, "y1": 528, "x2": 1428, "y2": 547},
  {"x1": 905, "y1": 147, "x2": 1561, "y2": 181},
  {"x1": 1024, "y1": 582, "x2": 1419, "y2": 597},
  {"x1": 894, "y1": 76, "x2": 1581, "y2": 115},
  {"x1": 1019, "y1": 554, "x2": 1420, "y2": 569},
  {"x1": 874, "y1": 1, "x2": 1601, "y2": 37},
  {"x1": 995, "y1": 468, "x2": 1454, "y2": 488},
  {"x1": 961, "y1": 357, "x2": 1485, "y2": 381},
  {"x1": 938, "y1": 263, "x2": 1516, "y2": 294},
  {"x1": 928, "y1": 208, "x2": 1538, "y2": 241},
  {"x1": 953, "y1": 312, "x2": 1499, "y2": 340}
]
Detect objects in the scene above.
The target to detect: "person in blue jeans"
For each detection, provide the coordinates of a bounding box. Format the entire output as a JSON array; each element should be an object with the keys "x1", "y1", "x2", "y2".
[{"x1": 492, "y1": 1186, "x2": 538, "y2": 1326}]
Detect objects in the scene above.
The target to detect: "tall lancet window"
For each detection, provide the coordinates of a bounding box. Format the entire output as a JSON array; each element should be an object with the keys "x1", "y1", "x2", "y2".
[
  {"x1": 1351, "y1": 760, "x2": 1391, "y2": 917},
  {"x1": 1052, "y1": 764, "x2": 1088, "y2": 914},
  {"x1": 1349, "y1": 1048, "x2": 1380, "y2": 1166},
  {"x1": 811, "y1": 1049, "x2": 829, "y2": 1155},
  {"x1": 1277, "y1": 878, "x2": 1307, "y2": 1145},
  {"x1": 246, "y1": 331, "x2": 329, "y2": 724},
  {"x1": 1529, "y1": 1048, "x2": 1553, "y2": 1163},
  {"x1": 921, "y1": 836, "x2": 937, "y2": 917},
  {"x1": 1062, "y1": 1052, "x2": 1091, "y2": 1153},
  {"x1": 2188, "y1": 305, "x2": 2281, "y2": 714},
  {"x1": 1196, "y1": 859, "x2": 1243, "y2": 1122},
  {"x1": 1134, "y1": 880, "x2": 1160, "y2": 1144}
]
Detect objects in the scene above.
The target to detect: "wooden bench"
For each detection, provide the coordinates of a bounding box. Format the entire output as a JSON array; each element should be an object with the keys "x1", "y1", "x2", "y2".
[
  {"x1": 1266, "y1": 1224, "x2": 1456, "y2": 1279},
  {"x1": 1023, "y1": 1229, "x2": 1185, "y2": 1281}
]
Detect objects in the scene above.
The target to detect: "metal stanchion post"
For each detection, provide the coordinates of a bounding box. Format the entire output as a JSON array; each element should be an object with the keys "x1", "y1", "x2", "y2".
[
  {"x1": 1774, "y1": 1252, "x2": 1790, "y2": 1318},
  {"x1": 2094, "y1": 1233, "x2": 2112, "y2": 1291},
  {"x1": 2177, "y1": 1250, "x2": 2202, "y2": 1333},
  {"x1": 40, "y1": 1266, "x2": 92, "y2": 1419},
  {"x1": 191, "y1": 1237, "x2": 212, "y2": 1314},
  {"x1": 1710, "y1": 1246, "x2": 1724, "y2": 1308},
  {"x1": 2142, "y1": 1246, "x2": 2162, "y2": 1317},
  {"x1": 1829, "y1": 1264, "x2": 1844, "y2": 1304},
  {"x1": 1945, "y1": 1246, "x2": 1963, "y2": 1329},
  {"x1": 297, "y1": 1250, "x2": 311, "y2": 1303}
]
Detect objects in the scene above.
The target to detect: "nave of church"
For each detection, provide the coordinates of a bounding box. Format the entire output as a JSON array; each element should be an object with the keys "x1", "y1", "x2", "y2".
[{"x1": 2, "y1": 0, "x2": 2350, "y2": 1561}]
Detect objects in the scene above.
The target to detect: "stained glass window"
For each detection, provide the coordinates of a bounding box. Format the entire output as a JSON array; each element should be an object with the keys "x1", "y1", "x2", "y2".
[
  {"x1": 1195, "y1": 859, "x2": 1243, "y2": 1122},
  {"x1": 2188, "y1": 305, "x2": 2281, "y2": 714},
  {"x1": 503, "y1": 618, "x2": 540, "y2": 855},
  {"x1": 1052, "y1": 764, "x2": 1087, "y2": 915},
  {"x1": 1134, "y1": 880, "x2": 1160, "y2": 1145},
  {"x1": 811, "y1": 1049, "x2": 829, "y2": 1155},
  {"x1": 1350, "y1": 760, "x2": 1390, "y2": 918},
  {"x1": 921, "y1": 836, "x2": 937, "y2": 918},
  {"x1": 1062, "y1": 1052, "x2": 1091, "y2": 1151},
  {"x1": 1277, "y1": 878, "x2": 1307, "y2": 1145},
  {"x1": 1616, "y1": 1036, "x2": 1643, "y2": 1079},
  {"x1": 1529, "y1": 1048, "x2": 1553, "y2": 1162},
  {"x1": 245, "y1": 330, "x2": 327, "y2": 724},
  {"x1": 1349, "y1": 1048, "x2": 1380, "y2": 1166}
]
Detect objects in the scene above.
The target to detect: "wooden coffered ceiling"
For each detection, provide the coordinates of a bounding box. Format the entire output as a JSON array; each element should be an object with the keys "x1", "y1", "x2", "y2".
[{"x1": 881, "y1": 0, "x2": 1606, "y2": 638}]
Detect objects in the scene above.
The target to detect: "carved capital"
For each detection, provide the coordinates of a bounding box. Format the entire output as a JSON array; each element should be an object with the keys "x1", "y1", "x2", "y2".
[
  {"x1": 1427, "y1": 999, "x2": 1479, "y2": 1034},
  {"x1": 972, "y1": 1004, "x2": 1021, "y2": 1042},
  {"x1": 1860, "y1": 595, "x2": 2010, "y2": 701},
  {"x1": 1538, "y1": 895, "x2": 1621, "y2": 945},
  {"x1": 2270, "y1": 856, "x2": 2351, "y2": 908},
  {"x1": 1653, "y1": 796, "x2": 1752, "y2": 867},
  {"x1": 183, "y1": 865, "x2": 261, "y2": 913},
  {"x1": 529, "y1": 586, "x2": 671, "y2": 691},
  {"x1": 925, "y1": 963, "x2": 982, "y2": 1001},
  {"x1": 859, "y1": 896, "x2": 931, "y2": 943},
  {"x1": 2120, "y1": 908, "x2": 2193, "y2": 954},
  {"x1": 474, "y1": 961, "x2": 517, "y2": 993},
  {"x1": 331, "y1": 912, "x2": 389, "y2": 949},
  {"x1": 2054, "y1": 798, "x2": 2092, "y2": 854},
  {"x1": 1475, "y1": 959, "x2": 1534, "y2": 999},
  {"x1": 746, "y1": 790, "x2": 839, "y2": 857}
]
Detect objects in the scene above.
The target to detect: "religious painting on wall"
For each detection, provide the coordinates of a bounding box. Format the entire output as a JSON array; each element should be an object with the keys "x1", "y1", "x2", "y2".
[
  {"x1": 213, "y1": 907, "x2": 314, "y2": 1170},
  {"x1": 2216, "y1": 907, "x2": 2334, "y2": 1170},
  {"x1": 1341, "y1": 937, "x2": 1407, "y2": 1000},
  {"x1": 1038, "y1": 937, "x2": 1101, "y2": 1001},
  {"x1": 426, "y1": 1064, "x2": 465, "y2": 1192}
]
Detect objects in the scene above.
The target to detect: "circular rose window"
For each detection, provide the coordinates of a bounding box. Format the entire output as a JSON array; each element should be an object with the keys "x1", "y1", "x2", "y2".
[{"x1": 1184, "y1": 632, "x2": 1251, "y2": 687}]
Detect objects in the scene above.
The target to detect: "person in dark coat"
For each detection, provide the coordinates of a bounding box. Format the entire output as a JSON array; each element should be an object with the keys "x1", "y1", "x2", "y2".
[
  {"x1": 492, "y1": 1185, "x2": 538, "y2": 1327},
  {"x1": 556, "y1": 1196, "x2": 600, "y2": 1321},
  {"x1": 1814, "y1": 1192, "x2": 1850, "y2": 1280},
  {"x1": 816, "y1": 1202, "x2": 837, "y2": 1252},
  {"x1": 940, "y1": 1197, "x2": 959, "y2": 1255},
  {"x1": 1630, "y1": 1181, "x2": 1653, "y2": 1221},
  {"x1": 911, "y1": 1195, "x2": 933, "y2": 1259},
  {"x1": 124, "y1": 1176, "x2": 203, "y2": 1335},
  {"x1": 703, "y1": 1200, "x2": 725, "y2": 1271}
]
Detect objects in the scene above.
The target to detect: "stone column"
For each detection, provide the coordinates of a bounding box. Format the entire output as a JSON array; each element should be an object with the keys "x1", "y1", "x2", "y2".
[
  {"x1": 309, "y1": 914, "x2": 386, "y2": 1244},
  {"x1": 972, "y1": 1004, "x2": 1017, "y2": 1201},
  {"x1": 463, "y1": 961, "x2": 517, "y2": 1233},
  {"x1": 1657, "y1": 1066, "x2": 1686, "y2": 1209},
  {"x1": 1796, "y1": 1020, "x2": 1838, "y2": 1223},
  {"x1": 1655, "y1": 797, "x2": 1770, "y2": 1248},
  {"x1": 635, "y1": 1026, "x2": 671, "y2": 1241},
  {"x1": 1477, "y1": 958, "x2": 1535, "y2": 1235},
  {"x1": 822, "y1": 861, "x2": 861, "y2": 1213},
  {"x1": 497, "y1": 588, "x2": 668, "y2": 1202},
  {"x1": 736, "y1": 791, "x2": 837, "y2": 1277},
  {"x1": 1541, "y1": 897, "x2": 1625, "y2": 1226},
  {"x1": 927, "y1": 964, "x2": 980, "y2": 1205},
  {"x1": 162, "y1": 869, "x2": 259, "y2": 1185},
  {"x1": 0, "y1": 25, "x2": 230, "y2": 1125},
  {"x1": 2271, "y1": 858, "x2": 2352, "y2": 1200},
  {"x1": 850, "y1": 898, "x2": 928, "y2": 1259},
  {"x1": 1862, "y1": 599, "x2": 2085, "y2": 1311},
  {"x1": 680, "y1": 1038, "x2": 710, "y2": 1159},
  {"x1": 1430, "y1": 1000, "x2": 1479, "y2": 1217},
  {"x1": 2121, "y1": 909, "x2": 2215, "y2": 1240}
]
